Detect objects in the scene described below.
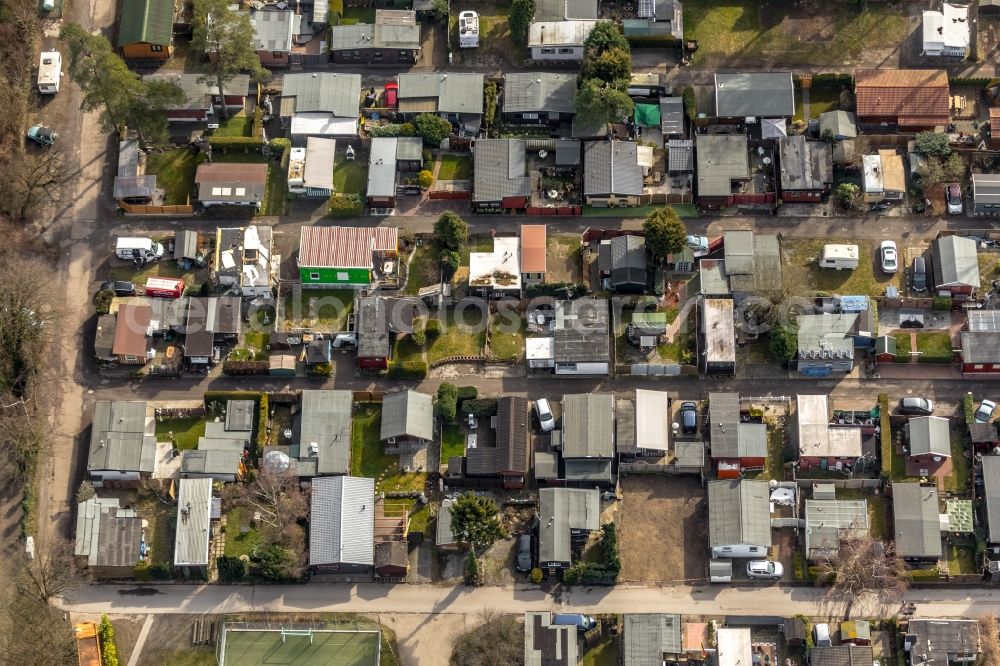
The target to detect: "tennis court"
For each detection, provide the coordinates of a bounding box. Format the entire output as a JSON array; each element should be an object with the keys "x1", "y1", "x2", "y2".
[{"x1": 219, "y1": 627, "x2": 381, "y2": 665}]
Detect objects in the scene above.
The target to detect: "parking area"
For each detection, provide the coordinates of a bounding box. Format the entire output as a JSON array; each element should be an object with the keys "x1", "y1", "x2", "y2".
[{"x1": 617, "y1": 476, "x2": 708, "y2": 583}]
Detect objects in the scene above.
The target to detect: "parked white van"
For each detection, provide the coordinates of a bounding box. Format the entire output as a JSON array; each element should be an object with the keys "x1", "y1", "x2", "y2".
[
  {"x1": 819, "y1": 244, "x2": 859, "y2": 270},
  {"x1": 115, "y1": 237, "x2": 165, "y2": 262},
  {"x1": 37, "y1": 50, "x2": 62, "y2": 95},
  {"x1": 458, "y1": 11, "x2": 479, "y2": 48}
]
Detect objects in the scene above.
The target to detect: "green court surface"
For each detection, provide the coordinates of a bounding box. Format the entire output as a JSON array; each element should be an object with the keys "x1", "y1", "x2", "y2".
[{"x1": 220, "y1": 629, "x2": 380, "y2": 665}]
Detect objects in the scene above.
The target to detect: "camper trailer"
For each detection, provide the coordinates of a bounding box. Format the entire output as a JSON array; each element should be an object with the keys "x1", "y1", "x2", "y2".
[
  {"x1": 819, "y1": 244, "x2": 859, "y2": 270},
  {"x1": 37, "y1": 50, "x2": 61, "y2": 95}
]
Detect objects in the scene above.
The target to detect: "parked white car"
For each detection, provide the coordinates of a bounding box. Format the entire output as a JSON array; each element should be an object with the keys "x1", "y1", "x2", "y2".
[
  {"x1": 746, "y1": 560, "x2": 784, "y2": 580},
  {"x1": 975, "y1": 399, "x2": 997, "y2": 424},
  {"x1": 535, "y1": 398, "x2": 555, "y2": 432},
  {"x1": 879, "y1": 240, "x2": 898, "y2": 274}
]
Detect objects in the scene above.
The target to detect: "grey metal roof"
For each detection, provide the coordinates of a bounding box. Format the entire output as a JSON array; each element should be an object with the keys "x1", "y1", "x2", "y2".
[
  {"x1": 819, "y1": 110, "x2": 858, "y2": 139},
  {"x1": 309, "y1": 476, "x2": 375, "y2": 566},
  {"x1": 623, "y1": 614, "x2": 683, "y2": 664},
  {"x1": 553, "y1": 298, "x2": 610, "y2": 364},
  {"x1": 660, "y1": 97, "x2": 685, "y2": 135},
  {"x1": 697, "y1": 134, "x2": 749, "y2": 198},
  {"x1": 304, "y1": 137, "x2": 336, "y2": 191},
  {"x1": 667, "y1": 139, "x2": 694, "y2": 172},
  {"x1": 973, "y1": 173, "x2": 1000, "y2": 205},
  {"x1": 174, "y1": 230, "x2": 199, "y2": 260},
  {"x1": 563, "y1": 458, "x2": 613, "y2": 483},
  {"x1": 796, "y1": 313, "x2": 859, "y2": 360},
  {"x1": 933, "y1": 235, "x2": 980, "y2": 289},
  {"x1": 173, "y1": 477, "x2": 213, "y2": 567},
  {"x1": 714, "y1": 72, "x2": 795, "y2": 117},
  {"x1": 970, "y1": 422, "x2": 999, "y2": 443},
  {"x1": 616, "y1": 398, "x2": 637, "y2": 453},
  {"x1": 357, "y1": 296, "x2": 388, "y2": 359},
  {"x1": 281, "y1": 72, "x2": 362, "y2": 118},
  {"x1": 730, "y1": 233, "x2": 780, "y2": 293},
  {"x1": 246, "y1": 8, "x2": 297, "y2": 52},
  {"x1": 397, "y1": 72, "x2": 484, "y2": 115},
  {"x1": 968, "y1": 309, "x2": 1000, "y2": 332},
  {"x1": 436, "y1": 498, "x2": 459, "y2": 547},
  {"x1": 562, "y1": 393, "x2": 614, "y2": 459},
  {"x1": 983, "y1": 456, "x2": 1000, "y2": 543},
  {"x1": 525, "y1": 612, "x2": 578, "y2": 666},
  {"x1": 534, "y1": 0, "x2": 597, "y2": 20},
  {"x1": 906, "y1": 416, "x2": 951, "y2": 457},
  {"x1": 368, "y1": 137, "x2": 400, "y2": 199},
  {"x1": 88, "y1": 401, "x2": 156, "y2": 474},
  {"x1": 503, "y1": 72, "x2": 576, "y2": 114},
  {"x1": 804, "y1": 499, "x2": 869, "y2": 560},
  {"x1": 180, "y1": 449, "x2": 241, "y2": 477},
  {"x1": 609, "y1": 235, "x2": 647, "y2": 288},
  {"x1": 708, "y1": 392, "x2": 739, "y2": 458},
  {"x1": 226, "y1": 399, "x2": 255, "y2": 432},
  {"x1": 779, "y1": 136, "x2": 833, "y2": 192},
  {"x1": 94, "y1": 314, "x2": 116, "y2": 359},
  {"x1": 98, "y1": 512, "x2": 141, "y2": 568},
  {"x1": 584, "y1": 141, "x2": 644, "y2": 196},
  {"x1": 144, "y1": 72, "x2": 250, "y2": 110},
  {"x1": 534, "y1": 450, "x2": 559, "y2": 479},
  {"x1": 538, "y1": 488, "x2": 600, "y2": 564},
  {"x1": 961, "y1": 331, "x2": 1000, "y2": 363},
  {"x1": 113, "y1": 175, "x2": 159, "y2": 200},
  {"x1": 555, "y1": 139, "x2": 581, "y2": 166},
  {"x1": 699, "y1": 259, "x2": 730, "y2": 296},
  {"x1": 810, "y1": 646, "x2": 875, "y2": 666},
  {"x1": 473, "y1": 139, "x2": 530, "y2": 202},
  {"x1": 723, "y1": 231, "x2": 755, "y2": 274},
  {"x1": 707, "y1": 479, "x2": 772, "y2": 549},
  {"x1": 906, "y1": 619, "x2": 980, "y2": 666},
  {"x1": 892, "y1": 483, "x2": 942, "y2": 559},
  {"x1": 380, "y1": 389, "x2": 434, "y2": 441},
  {"x1": 299, "y1": 390, "x2": 353, "y2": 475}
]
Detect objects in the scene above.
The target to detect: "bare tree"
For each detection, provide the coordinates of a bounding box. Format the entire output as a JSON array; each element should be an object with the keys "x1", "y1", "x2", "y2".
[
  {"x1": 0, "y1": 591, "x2": 77, "y2": 666},
  {"x1": 15, "y1": 537, "x2": 82, "y2": 603},
  {"x1": 235, "y1": 467, "x2": 308, "y2": 537},
  {"x1": 814, "y1": 535, "x2": 909, "y2": 617},
  {"x1": 451, "y1": 609, "x2": 524, "y2": 666},
  {"x1": 980, "y1": 614, "x2": 1000, "y2": 666},
  {"x1": 0, "y1": 147, "x2": 75, "y2": 222}
]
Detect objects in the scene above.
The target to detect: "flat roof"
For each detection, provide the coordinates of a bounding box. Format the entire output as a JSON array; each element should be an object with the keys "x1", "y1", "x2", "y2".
[
  {"x1": 635, "y1": 389, "x2": 670, "y2": 452},
  {"x1": 703, "y1": 298, "x2": 735, "y2": 364},
  {"x1": 469, "y1": 236, "x2": 522, "y2": 291},
  {"x1": 521, "y1": 225, "x2": 547, "y2": 274},
  {"x1": 173, "y1": 478, "x2": 213, "y2": 567}
]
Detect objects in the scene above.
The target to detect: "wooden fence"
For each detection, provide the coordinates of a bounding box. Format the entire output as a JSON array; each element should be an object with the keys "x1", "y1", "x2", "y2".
[{"x1": 120, "y1": 202, "x2": 195, "y2": 216}]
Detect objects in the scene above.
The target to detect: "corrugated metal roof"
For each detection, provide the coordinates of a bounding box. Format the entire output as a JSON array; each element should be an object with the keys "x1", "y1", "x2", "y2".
[
  {"x1": 707, "y1": 479, "x2": 772, "y2": 549},
  {"x1": 584, "y1": 141, "x2": 644, "y2": 196},
  {"x1": 709, "y1": 393, "x2": 740, "y2": 458},
  {"x1": 907, "y1": 416, "x2": 952, "y2": 457},
  {"x1": 173, "y1": 478, "x2": 213, "y2": 567},
  {"x1": 380, "y1": 389, "x2": 434, "y2": 441},
  {"x1": 180, "y1": 449, "x2": 241, "y2": 477},
  {"x1": 555, "y1": 139, "x2": 581, "y2": 166},
  {"x1": 892, "y1": 483, "x2": 942, "y2": 559},
  {"x1": 973, "y1": 173, "x2": 1000, "y2": 205},
  {"x1": 75, "y1": 496, "x2": 120, "y2": 558},
  {"x1": 309, "y1": 476, "x2": 375, "y2": 566},
  {"x1": 819, "y1": 110, "x2": 857, "y2": 139},
  {"x1": 933, "y1": 235, "x2": 980, "y2": 288},
  {"x1": 88, "y1": 401, "x2": 155, "y2": 474},
  {"x1": 281, "y1": 72, "x2": 362, "y2": 118},
  {"x1": 534, "y1": 0, "x2": 597, "y2": 20},
  {"x1": 562, "y1": 393, "x2": 614, "y2": 458},
  {"x1": 623, "y1": 614, "x2": 683, "y2": 664},
  {"x1": 984, "y1": 456, "x2": 1000, "y2": 542},
  {"x1": 144, "y1": 73, "x2": 250, "y2": 110},
  {"x1": 117, "y1": 0, "x2": 173, "y2": 47},
  {"x1": 714, "y1": 72, "x2": 795, "y2": 118},
  {"x1": 246, "y1": 8, "x2": 296, "y2": 53},
  {"x1": 473, "y1": 139, "x2": 530, "y2": 202},
  {"x1": 804, "y1": 499, "x2": 869, "y2": 559},
  {"x1": 667, "y1": 139, "x2": 694, "y2": 173},
  {"x1": 504, "y1": 72, "x2": 576, "y2": 114},
  {"x1": 697, "y1": 135, "x2": 749, "y2": 198},
  {"x1": 635, "y1": 390, "x2": 670, "y2": 451},
  {"x1": 538, "y1": 488, "x2": 600, "y2": 564},
  {"x1": 609, "y1": 235, "x2": 646, "y2": 289},
  {"x1": 299, "y1": 390, "x2": 353, "y2": 475},
  {"x1": 527, "y1": 20, "x2": 598, "y2": 47},
  {"x1": 174, "y1": 230, "x2": 199, "y2": 260},
  {"x1": 298, "y1": 226, "x2": 399, "y2": 269},
  {"x1": 660, "y1": 98, "x2": 685, "y2": 135},
  {"x1": 810, "y1": 646, "x2": 875, "y2": 666},
  {"x1": 397, "y1": 72, "x2": 484, "y2": 115}
]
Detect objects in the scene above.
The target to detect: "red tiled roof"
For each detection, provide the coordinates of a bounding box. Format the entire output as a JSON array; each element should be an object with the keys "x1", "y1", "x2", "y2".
[
  {"x1": 113, "y1": 304, "x2": 151, "y2": 357},
  {"x1": 299, "y1": 226, "x2": 399, "y2": 268},
  {"x1": 195, "y1": 162, "x2": 268, "y2": 184},
  {"x1": 520, "y1": 225, "x2": 546, "y2": 273},
  {"x1": 854, "y1": 69, "x2": 950, "y2": 123}
]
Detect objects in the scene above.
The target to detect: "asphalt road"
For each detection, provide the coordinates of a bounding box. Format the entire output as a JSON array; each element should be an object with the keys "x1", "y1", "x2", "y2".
[{"x1": 57, "y1": 582, "x2": 1000, "y2": 620}]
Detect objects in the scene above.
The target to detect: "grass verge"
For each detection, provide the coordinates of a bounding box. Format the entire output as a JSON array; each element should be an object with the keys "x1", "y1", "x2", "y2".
[
  {"x1": 155, "y1": 416, "x2": 206, "y2": 450},
  {"x1": 351, "y1": 405, "x2": 427, "y2": 492}
]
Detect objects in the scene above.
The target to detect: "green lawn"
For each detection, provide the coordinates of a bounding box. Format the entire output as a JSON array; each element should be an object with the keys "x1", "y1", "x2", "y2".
[
  {"x1": 213, "y1": 112, "x2": 253, "y2": 138},
  {"x1": 282, "y1": 288, "x2": 354, "y2": 331},
  {"x1": 393, "y1": 334, "x2": 425, "y2": 365},
  {"x1": 426, "y1": 310, "x2": 487, "y2": 365},
  {"x1": 155, "y1": 416, "x2": 206, "y2": 450},
  {"x1": 145, "y1": 648, "x2": 216, "y2": 666},
  {"x1": 894, "y1": 333, "x2": 913, "y2": 363},
  {"x1": 657, "y1": 318, "x2": 694, "y2": 364},
  {"x1": 683, "y1": 0, "x2": 909, "y2": 66},
  {"x1": 146, "y1": 148, "x2": 198, "y2": 205},
  {"x1": 582, "y1": 637, "x2": 619, "y2": 666},
  {"x1": 915, "y1": 332, "x2": 955, "y2": 363},
  {"x1": 211, "y1": 153, "x2": 288, "y2": 216},
  {"x1": 783, "y1": 239, "x2": 902, "y2": 297},
  {"x1": 136, "y1": 496, "x2": 176, "y2": 567},
  {"x1": 946, "y1": 544, "x2": 978, "y2": 576},
  {"x1": 333, "y1": 158, "x2": 367, "y2": 194},
  {"x1": 808, "y1": 86, "x2": 842, "y2": 119},
  {"x1": 441, "y1": 423, "x2": 465, "y2": 462},
  {"x1": 404, "y1": 245, "x2": 438, "y2": 295},
  {"x1": 944, "y1": 432, "x2": 971, "y2": 493},
  {"x1": 221, "y1": 628, "x2": 380, "y2": 666},
  {"x1": 224, "y1": 506, "x2": 263, "y2": 559},
  {"x1": 450, "y1": 5, "x2": 526, "y2": 65},
  {"x1": 341, "y1": 6, "x2": 375, "y2": 23},
  {"x1": 407, "y1": 501, "x2": 430, "y2": 533},
  {"x1": 978, "y1": 252, "x2": 1000, "y2": 286},
  {"x1": 351, "y1": 405, "x2": 427, "y2": 492},
  {"x1": 436, "y1": 154, "x2": 472, "y2": 180},
  {"x1": 490, "y1": 316, "x2": 524, "y2": 361}
]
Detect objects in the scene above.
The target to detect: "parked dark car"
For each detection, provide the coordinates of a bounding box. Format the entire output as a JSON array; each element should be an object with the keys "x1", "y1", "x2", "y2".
[
  {"x1": 680, "y1": 401, "x2": 698, "y2": 434},
  {"x1": 99, "y1": 280, "x2": 137, "y2": 296},
  {"x1": 898, "y1": 397, "x2": 934, "y2": 416},
  {"x1": 911, "y1": 256, "x2": 927, "y2": 293},
  {"x1": 515, "y1": 534, "x2": 532, "y2": 572}
]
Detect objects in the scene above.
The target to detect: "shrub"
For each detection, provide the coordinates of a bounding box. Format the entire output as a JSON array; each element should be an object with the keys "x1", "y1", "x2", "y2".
[
  {"x1": 76, "y1": 480, "x2": 96, "y2": 503},
  {"x1": 328, "y1": 193, "x2": 364, "y2": 218},
  {"x1": 98, "y1": 615, "x2": 119, "y2": 666},
  {"x1": 367, "y1": 122, "x2": 416, "y2": 138},
  {"x1": 327, "y1": 0, "x2": 344, "y2": 24},
  {"x1": 879, "y1": 393, "x2": 892, "y2": 477},
  {"x1": 437, "y1": 382, "x2": 458, "y2": 422},
  {"x1": 134, "y1": 560, "x2": 151, "y2": 581},
  {"x1": 255, "y1": 393, "x2": 269, "y2": 458},
  {"x1": 217, "y1": 555, "x2": 248, "y2": 582},
  {"x1": 932, "y1": 296, "x2": 953, "y2": 311},
  {"x1": 418, "y1": 169, "x2": 434, "y2": 188},
  {"x1": 412, "y1": 328, "x2": 426, "y2": 346},
  {"x1": 149, "y1": 562, "x2": 172, "y2": 580},
  {"x1": 456, "y1": 386, "x2": 477, "y2": 411},
  {"x1": 463, "y1": 398, "x2": 498, "y2": 417},
  {"x1": 389, "y1": 359, "x2": 428, "y2": 378},
  {"x1": 252, "y1": 105, "x2": 264, "y2": 138},
  {"x1": 464, "y1": 550, "x2": 483, "y2": 586},
  {"x1": 963, "y1": 392, "x2": 976, "y2": 425},
  {"x1": 95, "y1": 290, "x2": 114, "y2": 314},
  {"x1": 414, "y1": 113, "x2": 453, "y2": 146},
  {"x1": 425, "y1": 318, "x2": 442, "y2": 340},
  {"x1": 682, "y1": 86, "x2": 696, "y2": 120},
  {"x1": 529, "y1": 567, "x2": 543, "y2": 584},
  {"x1": 308, "y1": 362, "x2": 333, "y2": 377},
  {"x1": 812, "y1": 72, "x2": 853, "y2": 86},
  {"x1": 207, "y1": 135, "x2": 266, "y2": 151}
]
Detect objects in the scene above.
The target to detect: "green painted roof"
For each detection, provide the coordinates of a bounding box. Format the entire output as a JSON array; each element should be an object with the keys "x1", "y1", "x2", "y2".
[
  {"x1": 634, "y1": 103, "x2": 661, "y2": 128},
  {"x1": 118, "y1": 0, "x2": 174, "y2": 47}
]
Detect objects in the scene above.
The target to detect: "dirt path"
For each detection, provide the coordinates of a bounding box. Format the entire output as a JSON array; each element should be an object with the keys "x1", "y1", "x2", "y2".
[{"x1": 375, "y1": 613, "x2": 471, "y2": 666}]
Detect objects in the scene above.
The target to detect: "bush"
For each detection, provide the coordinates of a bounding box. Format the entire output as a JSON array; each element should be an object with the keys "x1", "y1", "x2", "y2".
[
  {"x1": 412, "y1": 328, "x2": 426, "y2": 346},
  {"x1": 328, "y1": 193, "x2": 364, "y2": 218},
  {"x1": 909, "y1": 568, "x2": 942, "y2": 580},
  {"x1": 414, "y1": 113, "x2": 453, "y2": 146},
  {"x1": 418, "y1": 169, "x2": 433, "y2": 188},
  {"x1": 561, "y1": 523, "x2": 621, "y2": 585},
  {"x1": 438, "y1": 382, "x2": 458, "y2": 422},
  {"x1": 456, "y1": 386, "x2": 477, "y2": 411},
  {"x1": 95, "y1": 290, "x2": 114, "y2": 315},
  {"x1": 98, "y1": 615, "x2": 119, "y2": 666},
  {"x1": 327, "y1": 0, "x2": 344, "y2": 24},
  {"x1": 207, "y1": 135, "x2": 266, "y2": 151},
  {"x1": 812, "y1": 72, "x2": 853, "y2": 86},
  {"x1": 963, "y1": 392, "x2": 976, "y2": 425},
  {"x1": 217, "y1": 555, "x2": 248, "y2": 582},
  {"x1": 464, "y1": 550, "x2": 483, "y2": 586},
  {"x1": 134, "y1": 560, "x2": 151, "y2": 581},
  {"x1": 529, "y1": 567, "x2": 543, "y2": 584},
  {"x1": 463, "y1": 398, "x2": 498, "y2": 417},
  {"x1": 932, "y1": 296, "x2": 953, "y2": 311},
  {"x1": 252, "y1": 105, "x2": 264, "y2": 138},
  {"x1": 524, "y1": 281, "x2": 588, "y2": 298},
  {"x1": 425, "y1": 318, "x2": 442, "y2": 340},
  {"x1": 222, "y1": 360, "x2": 269, "y2": 375},
  {"x1": 308, "y1": 362, "x2": 333, "y2": 377},
  {"x1": 367, "y1": 122, "x2": 416, "y2": 138},
  {"x1": 255, "y1": 393, "x2": 269, "y2": 458},
  {"x1": 389, "y1": 359, "x2": 428, "y2": 378},
  {"x1": 149, "y1": 562, "x2": 172, "y2": 580},
  {"x1": 682, "y1": 86, "x2": 696, "y2": 120}
]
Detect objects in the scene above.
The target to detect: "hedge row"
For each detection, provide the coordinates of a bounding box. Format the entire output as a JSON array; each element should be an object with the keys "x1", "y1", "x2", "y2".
[
  {"x1": 98, "y1": 615, "x2": 119, "y2": 666},
  {"x1": 463, "y1": 398, "x2": 498, "y2": 417},
  {"x1": 878, "y1": 393, "x2": 892, "y2": 478},
  {"x1": 222, "y1": 360, "x2": 269, "y2": 375},
  {"x1": 207, "y1": 135, "x2": 266, "y2": 150},
  {"x1": 368, "y1": 122, "x2": 416, "y2": 138},
  {"x1": 328, "y1": 193, "x2": 364, "y2": 218},
  {"x1": 255, "y1": 393, "x2": 269, "y2": 457},
  {"x1": 389, "y1": 359, "x2": 428, "y2": 378},
  {"x1": 561, "y1": 524, "x2": 621, "y2": 585}
]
